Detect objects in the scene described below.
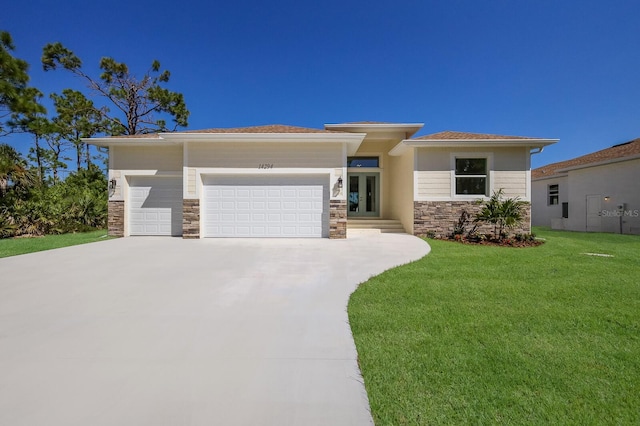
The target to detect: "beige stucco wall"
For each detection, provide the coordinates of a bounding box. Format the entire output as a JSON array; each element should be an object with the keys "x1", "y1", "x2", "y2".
[
  {"x1": 108, "y1": 145, "x2": 183, "y2": 202},
  {"x1": 185, "y1": 142, "x2": 345, "y2": 201},
  {"x1": 187, "y1": 142, "x2": 342, "y2": 168},
  {"x1": 415, "y1": 146, "x2": 530, "y2": 201},
  {"x1": 111, "y1": 145, "x2": 183, "y2": 171},
  {"x1": 388, "y1": 148, "x2": 415, "y2": 233}
]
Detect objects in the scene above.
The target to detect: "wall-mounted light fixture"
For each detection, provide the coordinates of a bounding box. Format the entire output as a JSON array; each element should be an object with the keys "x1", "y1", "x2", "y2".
[
  {"x1": 604, "y1": 196, "x2": 610, "y2": 201},
  {"x1": 337, "y1": 177, "x2": 343, "y2": 189},
  {"x1": 108, "y1": 179, "x2": 117, "y2": 192}
]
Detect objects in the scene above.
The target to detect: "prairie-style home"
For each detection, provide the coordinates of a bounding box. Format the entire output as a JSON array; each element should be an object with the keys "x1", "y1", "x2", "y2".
[{"x1": 86, "y1": 122, "x2": 557, "y2": 238}]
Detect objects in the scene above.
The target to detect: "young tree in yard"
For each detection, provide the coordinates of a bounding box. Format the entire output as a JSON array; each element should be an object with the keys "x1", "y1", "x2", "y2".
[
  {"x1": 8, "y1": 88, "x2": 51, "y2": 185},
  {"x1": 474, "y1": 189, "x2": 528, "y2": 240},
  {"x1": 42, "y1": 43, "x2": 189, "y2": 135},
  {"x1": 51, "y1": 89, "x2": 106, "y2": 170},
  {"x1": 0, "y1": 31, "x2": 45, "y2": 136},
  {"x1": 41, "y1": 129, "x2": 70, "y2": 183}
]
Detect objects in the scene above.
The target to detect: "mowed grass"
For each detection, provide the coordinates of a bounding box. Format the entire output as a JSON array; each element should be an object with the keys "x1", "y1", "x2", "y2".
[
  {"x1": 0, "y1": 230, "x2": 109, "y2": 258},
  {"x1": 349, "y1": 229, "x2": 640, "y2": 425}
]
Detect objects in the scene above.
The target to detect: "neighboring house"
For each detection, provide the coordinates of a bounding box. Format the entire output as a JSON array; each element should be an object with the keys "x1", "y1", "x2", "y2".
[
  {"x1": 532, "y1": 137, "x2": 640, "y2": 235},
  {"x1": 86, "y1": 122, "x2": 557, "y2": 239}
]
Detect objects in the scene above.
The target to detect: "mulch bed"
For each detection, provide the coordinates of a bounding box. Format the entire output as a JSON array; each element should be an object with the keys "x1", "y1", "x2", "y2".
[{"x1": 438, "y1": 236, "x2": 544, "y2": 248}]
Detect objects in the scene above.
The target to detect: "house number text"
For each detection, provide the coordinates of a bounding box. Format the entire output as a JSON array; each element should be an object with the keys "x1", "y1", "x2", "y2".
[{"x1": 258, "y1": 164, "x2": 274, "y2": 169}]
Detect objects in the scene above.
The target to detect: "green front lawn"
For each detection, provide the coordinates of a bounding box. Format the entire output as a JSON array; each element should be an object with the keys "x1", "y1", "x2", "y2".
[
  {"x1": 349, "y1": 229, "x2": 640, "y2": 425},
  {"x1": 0, "y1": 230, "x2": 109, "y2": 258}
]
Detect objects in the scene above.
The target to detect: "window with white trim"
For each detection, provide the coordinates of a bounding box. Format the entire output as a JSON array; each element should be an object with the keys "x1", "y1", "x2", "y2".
[
  {"x1": 548, "y1": 184, "x2": 559, "y2": 205},
  {"x1": 455, "y1": 158, "x2": 487, "y2": 195}
]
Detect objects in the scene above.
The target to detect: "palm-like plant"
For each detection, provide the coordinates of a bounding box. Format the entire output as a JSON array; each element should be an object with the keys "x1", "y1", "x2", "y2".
[
  {"x1": 474, "y1": 189, "x2": 528, "y2": 239},
  {"x1": 0, "y1": 143, "x2": 34, "y2": 197}
]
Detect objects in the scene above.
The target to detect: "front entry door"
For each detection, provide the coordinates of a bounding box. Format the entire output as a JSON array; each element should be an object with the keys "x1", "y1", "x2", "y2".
[{"x1": 348, "y1": 173, "x2": 379, "y2": 217}]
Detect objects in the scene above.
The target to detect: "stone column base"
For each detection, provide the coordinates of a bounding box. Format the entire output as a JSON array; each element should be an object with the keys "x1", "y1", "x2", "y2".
[
  {"x1": 183, "y1": 199, "x2": 200, "y2": 239},
  {"x1": 107, "y1": 200, "x2": 125, "y2": 237},
  {"x1": 329, "y1": 200, "x2": 347, "y2": 239}
]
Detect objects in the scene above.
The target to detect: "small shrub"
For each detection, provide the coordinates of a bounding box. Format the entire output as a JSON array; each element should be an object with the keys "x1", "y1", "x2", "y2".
[
  {"x1": 452, "y1": 210, "x2": 472, "y2": 236},
  {"x1": 475, "y1": 189, "x2": 528, "y2": 240}
]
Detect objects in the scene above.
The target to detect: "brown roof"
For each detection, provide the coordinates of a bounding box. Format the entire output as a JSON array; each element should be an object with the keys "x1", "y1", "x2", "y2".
[
  {"x1": 340, "y1": 121, "x2": 398, "y2": 124},
  {"x1": 532, "y1": 137, "x2": 640, "y2": 179},
  {"x1": 109, "y1": 132, "x2": 162, "y2": 139},
  {"x1": 181, "y1": 124, "x2": 339, "y2": 134},
  {"x1": 105, "y1": 124, "x2": 341, "y2": 138},
  {"x1": 413, "y1": 130, "x2": 538, "y2": 140}
]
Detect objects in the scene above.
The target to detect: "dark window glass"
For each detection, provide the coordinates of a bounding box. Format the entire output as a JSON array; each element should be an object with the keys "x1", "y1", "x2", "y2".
[
  {"x1": 347, "y1": 157, "x2": 379, "y2": 168},
  {"x1": 455, "y1": 158, "x2": 487, "y2": 195},
  {"x1": 455, "y1": 177, "x2": 486, "y2": 195},
  {"x1": 549, "y1": 184, "x2": 559, "y2": 205},
  {"x1": 455, "y1": 158, "x2": 486, "y2": 175},
  {"x1": 562, "y1": 202, "x2": 569, "y2": 218}
]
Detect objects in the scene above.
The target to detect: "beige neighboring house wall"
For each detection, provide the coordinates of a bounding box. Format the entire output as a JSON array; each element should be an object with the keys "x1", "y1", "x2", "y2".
[
  {"x1": 532, "y1": 137, "x2": 640, "y2": 235},
  {"x1": 531, "y1": 175, "x2": 568, "y2": 228}
]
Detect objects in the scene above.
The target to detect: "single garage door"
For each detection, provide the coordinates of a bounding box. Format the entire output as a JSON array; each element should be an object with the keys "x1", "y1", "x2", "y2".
[
  {"x1": 202, "y1": 175, "x2": 328, "y2": 237},
  {"x1": 129, "y1": 176, "x2": 183, "y2": 236}
]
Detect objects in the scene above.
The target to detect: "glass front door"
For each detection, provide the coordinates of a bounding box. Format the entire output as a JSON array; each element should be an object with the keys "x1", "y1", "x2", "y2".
[{"x1": 348, "y1": 172, "x2": 379, "y2": 217}]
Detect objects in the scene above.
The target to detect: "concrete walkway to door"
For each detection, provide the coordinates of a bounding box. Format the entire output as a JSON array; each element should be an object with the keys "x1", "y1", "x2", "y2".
[{"x1": 0, "y1": 232, "x2": 430, "y2": 426}]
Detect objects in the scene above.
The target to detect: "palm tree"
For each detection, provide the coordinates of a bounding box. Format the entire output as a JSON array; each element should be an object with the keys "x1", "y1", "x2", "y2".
[
  {"x1": 0, "y1": 143, "x2": 33, "y2": 197},
  {"x1": 474, "y1": 189, "x2": 528, "y2": 239}
]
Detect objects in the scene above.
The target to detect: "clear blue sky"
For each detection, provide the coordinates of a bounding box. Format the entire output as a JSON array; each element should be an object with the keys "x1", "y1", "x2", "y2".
[{"x1": 3, "y1": 0, "x2": 640, "y2": 168}]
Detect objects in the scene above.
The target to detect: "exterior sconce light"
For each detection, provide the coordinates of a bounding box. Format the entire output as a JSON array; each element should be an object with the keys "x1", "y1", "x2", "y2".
[
  {"x1": 337, "y1": 177, "x2": 343, "y2": 189},
  {"x1": 604, "y1": 196, "x2": 610, "y2": 201},
  {"x1": 108, "y1": 179, "x2": 117, "y2": 192}
]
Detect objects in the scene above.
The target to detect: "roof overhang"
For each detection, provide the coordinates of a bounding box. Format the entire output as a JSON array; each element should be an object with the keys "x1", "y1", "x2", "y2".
[
  {"x1": 531, "y1": 172, "x2": 569, "y2": 182},
  {"x1": 389, "y1": 138, "x2": 559, "y2": 156},
  {"x1": 325, "y1": 123, "x2": 424, "y2": 140},
  {"x1": 84, "y1": 132, "x2": 368, "y2": 156}
]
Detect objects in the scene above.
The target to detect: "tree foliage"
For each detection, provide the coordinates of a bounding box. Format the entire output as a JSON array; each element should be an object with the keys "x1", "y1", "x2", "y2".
[
  {"x1": 51, "y1": 89, "x2": 107, "y2": 170},
  {"x1": 42, "y1": 43, "x2": 189, "y2": 135},
  {"x1": 0, "y1": 32, "x2": 191, "y2": 238},
  {"x1": 0, "y1": 163, "x2": 107, "y2": 238},
  {"x1": 0, "y1": 31, "x2": 45, "y2": 135}
]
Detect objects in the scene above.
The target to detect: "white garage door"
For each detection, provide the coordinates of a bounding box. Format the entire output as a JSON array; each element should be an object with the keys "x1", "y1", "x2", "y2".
[
  {"x1": 129, "y1": 176, "x2": 183, "y2": 236},
  {"x1": 203, "y1": 175, "x2": 328, "y2": 238}
]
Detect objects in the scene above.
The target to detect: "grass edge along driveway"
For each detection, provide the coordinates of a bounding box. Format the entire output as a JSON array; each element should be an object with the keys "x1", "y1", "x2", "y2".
[
  {"x1": 349, "y1": 229, "x2": 640, "y2": 425},
  {"x1": 0, "y1": 230, "x2": 108, "y2": 258}
]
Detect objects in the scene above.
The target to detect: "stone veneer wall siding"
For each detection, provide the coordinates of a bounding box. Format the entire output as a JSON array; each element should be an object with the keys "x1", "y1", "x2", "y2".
[
  {"x1": 414, "y1": 201, "x2": 531, "y2": 238},
  {"x1": 107, "y1": 200, "x2": 125, "y2": 237},
  {"x1": 329, "y1": 200, "x2": 347, "y2": 239},
  {"x1": 183, "y1": 199, "x2": 200, "y2": 239}
]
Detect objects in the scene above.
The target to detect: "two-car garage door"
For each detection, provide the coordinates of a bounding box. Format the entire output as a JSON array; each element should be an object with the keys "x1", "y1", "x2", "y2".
[
  {"x1": 202, "y1": 175, "x2": 328, "y2": 238},
  {"x1": 127, "y1": 175, "x2": 329, "y2": 238}
]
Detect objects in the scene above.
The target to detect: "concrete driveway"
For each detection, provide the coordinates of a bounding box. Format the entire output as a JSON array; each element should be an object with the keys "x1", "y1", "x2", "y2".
[{"x1": 0, "y1": 232, "x2": 430, "y2": 426}]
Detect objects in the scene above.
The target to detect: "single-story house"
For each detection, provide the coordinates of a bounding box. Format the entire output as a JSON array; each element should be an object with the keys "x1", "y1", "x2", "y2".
[
  {"x1": 86, "y1": 122, "x2": 557, "y2": 239},
  {"x1": 532, "y1": 137, "x2": 640, "y2": 234}
]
